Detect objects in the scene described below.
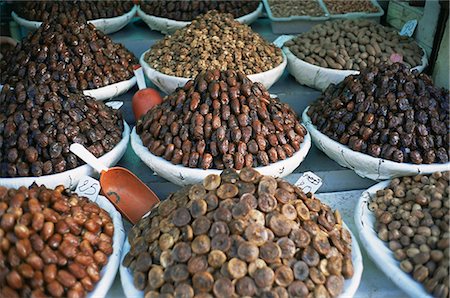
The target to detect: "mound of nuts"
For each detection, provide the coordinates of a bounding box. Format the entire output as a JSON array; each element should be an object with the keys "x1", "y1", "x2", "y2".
[
  {"x1": 136, "y1": 69, "x2": 307, "y2": 170},
  {"x1": 308, "y1": 63, "x2": 449, "y2": 164},
  {"x1": 144, "y1": 11, "x2": 283, "y2": 78},
  {"x1": 0, "y1": 81, "x2": 124, "y2": 178},
  {"x1": 0, "y1": 15, "x2": 137, "y2": 91},
  {"x1": 0, "y1": 184, "x2": 114, "y2": 298},
  {"x1": 268, "y1": 0, "x2": 325, "y2": 17},
  {"x1": 123, "y1": 168, "x2": 354, "y2": 297},
  {"x1": 285, "y1": 19, "x2": 424, "y2": 71},
  {"x1": 15, "y1": 1, "x2": 134, "y2": 22},
  {"x1": 323, "y1": 0, "x2": 378, "y2": 14},
  {"x1": 140, "y1": 0, "x2": 260, "y2": 21},
  {"x1": 370, "y1": 171, "x2": 449, "y2": 298}
]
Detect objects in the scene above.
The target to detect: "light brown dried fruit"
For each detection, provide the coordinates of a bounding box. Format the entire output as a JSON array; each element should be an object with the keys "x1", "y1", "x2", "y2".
[
  {"x1": 245, "y1": 223, "x2": 269, "y2": 246},
  {"x1": 191, "y1": 235, "x2": 211, "y2": 255},
  {"x1": 269, "y1": 214, "x2": 292, "y2": 237},
  {"x1": 213, "y1": 278, "x2": 234, "y2": 298},
  {"x1": 227, "y1": 257, "x2": 248, "y2": 279},
  {"x1": 190, "y1": 199, "x2": 208, "y2": 218},
  {"x1": 216, "y1": 183, "x2": 239, "y2": 199},
  {"x1": 254, "y1": 266, "x2": 275, "y2": 288},
  {"x1": 203, "y1": 174, "x2": 221, "y2": 191},
  {"x1": 236, "y1": 276, "x2": 257, "y2": 296},
  {"x1": 274, "y1": 265, "x2": 294, "y2": 287},
  {"x1": 259, "y1": 242, "x2": 281, "y2": 263},
  {"x1": 208, "y1": 250, "x2": 227, "y2": 268},
  {"x1": 172, "y1": 207, "x2": 191, "y2": 227},
  {"x1": 192, "y1": 271, "x2": 214, "y2": 293}
]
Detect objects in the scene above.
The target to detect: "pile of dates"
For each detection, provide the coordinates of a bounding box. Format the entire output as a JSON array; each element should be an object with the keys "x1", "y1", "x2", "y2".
[
  {"x1": 371, "y1": 171, "x2": 449, "y2": 298},
  {"x1": 136, "y1": 70, "x2": 307, "y2": 170},
  {"x1": 15, "y1": 0, "x2": 134, "y2": 22},
  {"x1": 123, "y1": 168, "x2": 354, "y2": 297},
  {"x1": 307, "y1": 63, "x2": 449, "y2": 164},
  {"x1": 0, "y1": 15, "x2": 137, "y2": 91},
  {"x1": 0, "y1": 184, "x2": 114, "y2": 298},
  {"x1": 140, "y1": 0, "x2": 259, "y2": 21},
  {"x1": 0, "y1": 81, "x2": 124, "y2": 178},
  {"x1": 144, "y1": 11, "x2": 283, "y2": 78}
]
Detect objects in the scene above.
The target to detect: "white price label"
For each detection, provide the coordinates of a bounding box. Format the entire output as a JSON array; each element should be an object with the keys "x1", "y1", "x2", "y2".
[
  {"x1": 105, "y1": 101, "x2": 124, "y2": 110},
  {"x1": 75, "y1": 176, "x2": 101, "y2": 202},
  {"x1": 295, "y1": 171, "x2": 323, "y2": 194},
  {"x1": 273, "y1": 35, "x2": 294, "y2": 48},
  {"x1": 399, "y1": 19, "x2": 417, "y2": 37}
]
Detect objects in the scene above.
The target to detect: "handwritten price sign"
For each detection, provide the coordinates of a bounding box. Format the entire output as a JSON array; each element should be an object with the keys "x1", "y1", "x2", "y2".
[
  {"x1": 295, "y1": 171, "x2": 323, "y2": 194},
  {"x1": 75, "y1": 176, "x2": 101, "y2": 202}
]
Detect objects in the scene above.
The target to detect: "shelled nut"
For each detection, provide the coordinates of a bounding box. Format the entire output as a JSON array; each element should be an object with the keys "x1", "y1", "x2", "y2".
[{"x1": 371, "y1": 171, "x2": 450, "y2": 298}]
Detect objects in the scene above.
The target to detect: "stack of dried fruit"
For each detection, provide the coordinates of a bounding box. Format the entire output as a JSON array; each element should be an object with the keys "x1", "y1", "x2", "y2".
[
  {"x1": 140, "y1": 0, "x2": 260, "y2": 21},
  {"x1": 15, "y1": 1, "x2": 134, "y2": 22},
  {"x1": 0, "y1": 15, "x2": 137, "y2": 91},
  {"x1": 0, "y1": 81, "x2": 124, "y2": 177},
  {"x1": 268, "y1": 0, "x2": 325, "y2": 17},
  {"x1": 136, "y1": 69, "x2": 307, "y2": 170},
  {"x1": 307, "y1": 63, "x2": 449, "y2": 164},
  {"x1": 0, "y1": 184, "x2": 114, "y2": 297},
  {"x1": 370, "y1": 171, "x2": 449, "y2": 298},
  {"x1": 144, "y1": 11, "x2": 283, "y2": 78},
  {"x1": 123, "y1": 168, "x2": 354, "y2": 297},
  {"x1": 285, "y1": 19, "x2": 423, "y2": 71},
  {"x1": 323, "y1": 0, "x2": 379, "y2": 14}
]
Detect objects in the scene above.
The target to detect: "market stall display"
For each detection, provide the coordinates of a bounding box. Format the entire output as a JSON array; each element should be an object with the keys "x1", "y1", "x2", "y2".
[
  {"x1": 355, "y1": 171, "x2": 449, "y2": 298},
  {"x1": 133, "y1": 69, "x2": 310, "y2": 184},
  {"x1": 120, "y1": 168, "x2": 362, "y2": 297},
  {"x1": 284, "y1": 19, "x2": 427, "y2": 90},
  {"x1": 137, "y1": 1, "x2": 262, "y2": 35},
  {"x1": 0, "y1": 16, "x2": 138, "y2": 100},
  {"x1": 0, "y1": 184, "x2": 125, "y2": 298},
  {"x1": 0, "y1": 81, "x2": 129, "y2": 188},
  {"x1": 267, "y1": 0, "x2": 326, "y2": 17},
  {"x1": 12, "y1": 1, "x2": 136, "y2": 34},
  {"x1": 303, "y1": 62, "x2": 449, "y2": 180},
  {"x1": 141, "y1": 11, "x2": 285, "y2": 94},
  {"x1": 323, "y1": 0, "x2": 379, "y2": 14}
]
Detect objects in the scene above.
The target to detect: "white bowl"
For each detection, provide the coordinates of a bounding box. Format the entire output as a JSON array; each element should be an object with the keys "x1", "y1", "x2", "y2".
[
  {"x1": 136, "y1": 3, "x2": 263, "y2": 35},
  {"x1": 11, "y1": 5, "x2": 137, "y2": 34},
  {"x1": 131, "y1": 126, "x2": 311, "y2": 186},
  {"x1": 83, "y1": 76, "x2": 136, "y2": 101},
  {"x1": 139, "y1": 49, "x2": 287, "y2": 94},
  {"x1": 302, "y1": 107, "x2": 450, "y2": 181},
  {"x1": 355, "y1": 181, "x2": 433, "y2": 298},
  {"x1": 86, "y1": 194, "x2": 125, "y2": 298},
  {"x1": 120, "y1": 220, "x2": 362, "y2": 298},
  {"x1": 0, "y1": 121, "x2": 130, "y2": 189},
  {"x1": 283, "y1": 39, "x2": 429, "y2": 91}
]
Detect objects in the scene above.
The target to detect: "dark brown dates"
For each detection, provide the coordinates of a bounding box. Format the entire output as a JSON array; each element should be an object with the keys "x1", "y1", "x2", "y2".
[{"x1": 136, "y1": 70, "x2": 307, "y2": 170}]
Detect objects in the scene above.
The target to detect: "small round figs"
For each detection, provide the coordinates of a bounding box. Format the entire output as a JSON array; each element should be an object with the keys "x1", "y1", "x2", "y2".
[
  {"x1": 192, "y1": 271, "x2": 214, "y2": 293},
  {"x1": 190, "y1": 199, "x2": 208, "y2": 218},
  {"x1": 245, "y1": 223, "x2": 268, "y2": 246},
  {"x1": 236, "y1": 276, "x2": 257, "y2": 296},
  {"x1": 239, "y1": 167, "x2": 260, "y2": 183},
  {"x1": 293, "y1": 261, "x2": 309, "y2": 281},
  {"x1": 259, "y1": 242, "x2": 281, "y2": 263},
  {"x1": 208, "y1": 250, "x2": 227, "y2": 268},
  {"x1": 269, "y1": 214, "x2": 292, "y2": 237},
  {"x1": 191, "y1": 235, "x2": 211, "y2": 254},
  {"x1": 227, "y1": 258, "x2": 248, "y2": 279},
  {"x1": 189, "y1": 184, "x2": 207, "y2": 200},
  {"x1": 172, "y1": 207, "x2": 191, "y2": 227},
  {"x1": 216, "y1": 183, "x2": 239, "y2": 199},
  {"x1": 274, "y1": 266, "x2": 294, "y2": 287},
  {"x1": 237, "y1": 242, "x2": 259, "y2": 263},
  {"x1": 203, "y1": 174, "x2": 221, "y2": 191},
  {"x1": 213, "y1": 278, "x2": 234, "y2": 298},
  {"x1": 254, "y1": 266, "x2": 275, "y2": 288}
]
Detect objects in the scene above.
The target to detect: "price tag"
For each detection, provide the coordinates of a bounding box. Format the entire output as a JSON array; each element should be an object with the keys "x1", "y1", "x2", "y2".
[
  {"x1": 295, "y1": 171, "x2": 323, "y2": 194},
  {"x1": 105, "y1": 101, "x2": 124, "y2": 110},
  {"x1": 399, "y1": 19, "x2": 417, "y2": 37},
  {"x1": 75, "y1": 176, "x2": 101, "y2": 202},
  {"x1": 273, "y1": 35, "x2": 294, "y2": 48}
]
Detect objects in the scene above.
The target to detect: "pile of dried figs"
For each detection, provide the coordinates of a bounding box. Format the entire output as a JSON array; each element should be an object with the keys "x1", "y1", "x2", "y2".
[
  {"x1": 371, "y1": 171, "x2": 449, "y2": 298},
  {"x1": 140, "y1": 0, "x2": 260, "y2": 21},
  {"x1": 307, "y1": 63, "x2": 449, "y2": 164},
  {"x1": 285, "y1": 19, "x2": 423, "y2": 71},
  {"x1": 136, "y1": 69, "x2": 307, "y2": 170},
  {"x1": 15, "y1": 0, "x2": 134, "y2": 22},
  {"x1": 0, "y1": 81, "x2": 124, "y2": 178},
  {"x1": 0, "y1": 184, "x2": 114, "y2": 297},
  {"x1": 0, "y1": 15, "x2": 137, "y2": 91},
  {"x1": 144, "y1": 11, "x2": 283, "y2": 78},
  {"x1": 123, "y1": 168, "x2": 354, "y2": 297}
]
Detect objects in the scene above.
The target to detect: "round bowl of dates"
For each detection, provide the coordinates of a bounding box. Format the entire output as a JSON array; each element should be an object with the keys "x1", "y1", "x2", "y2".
[
  {"x1": 139, "y1": 11, "x2": 286, "y2": 94},
  {"x1": 0, "y1": 16, "x2": 138, "y2": 101},
  {"x1": 0, "y1": 183, "x2": 125, "y2": 298},
  {"x1": 11, "y1": 1, "x2": 137, "y2": 34},
  {"x1": 137, "y1": 1, "x2": 263, "y2": 35},
  {"x1": 355, "y1": 171, "x2": 449, "y2": 298},
  {"x1": 302, "y1": 63, "x2": 449, "y2": 181},
  {"x1": 120, "y1": 168, "x2": 363, "y2": 298},
  {"x1": 131, "y1": 69, "x2": 311, "y2": 186},
  {"x1": 0, "y1": 82, "x2": 130, "y2": 189},
  {"x1": 283, "y1": 19, "x2": 428, "y2": 91}
]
